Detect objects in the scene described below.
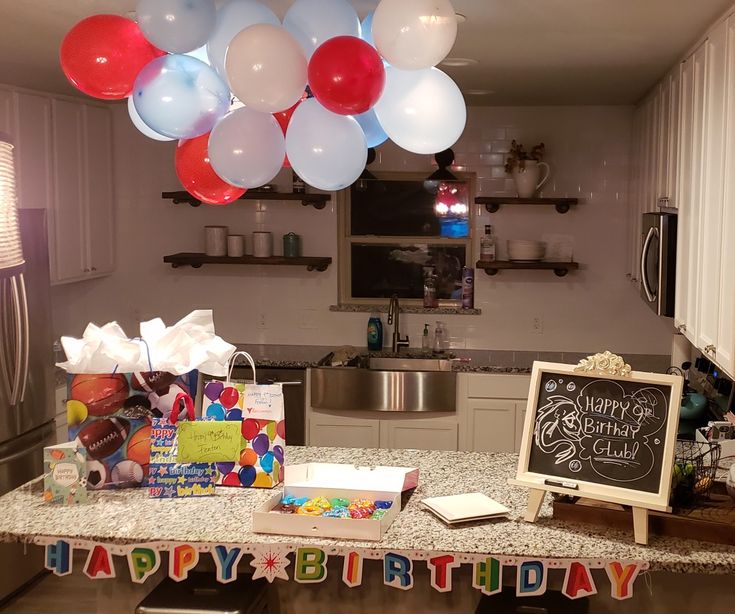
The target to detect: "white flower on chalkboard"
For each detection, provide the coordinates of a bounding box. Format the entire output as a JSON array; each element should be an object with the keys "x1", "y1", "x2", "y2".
[{"x1": 574, "y1": 351, "x2": 632, "y2": 377}]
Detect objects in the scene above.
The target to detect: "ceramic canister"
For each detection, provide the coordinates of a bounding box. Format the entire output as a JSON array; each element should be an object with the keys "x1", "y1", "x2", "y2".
[
  {"x1": 205, "y1": 226, "x2": 228, "y2": 256},
  {"x1": 282, "y1": 232, "x2": 301, "y2": 257},
  {"x1": 253, "y1": 231, "x2": 273, "y2": 258},
  {"x1": 227, "y1": 235, "x2": 245, "y2": 257}
]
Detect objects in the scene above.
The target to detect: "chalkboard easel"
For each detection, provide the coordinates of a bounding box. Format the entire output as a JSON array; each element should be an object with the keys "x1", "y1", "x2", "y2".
[{"x1": 509, "y1": 352, "x2": 683, "y2": 545}]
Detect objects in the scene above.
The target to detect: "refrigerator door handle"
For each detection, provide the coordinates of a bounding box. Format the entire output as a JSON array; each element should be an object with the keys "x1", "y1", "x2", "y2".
[
  {"x1": 0, "y1": 440, "x2": 47, "y2": 466},
  {"x1": 8, "y1": 276, "x2": 23, "y2": 407},
  {"x1": 0, "y1": 279, "x2": 15, "y2": 403},
  {"x1": 14, "y1": 275, "x2": 29, "y2": 404}
]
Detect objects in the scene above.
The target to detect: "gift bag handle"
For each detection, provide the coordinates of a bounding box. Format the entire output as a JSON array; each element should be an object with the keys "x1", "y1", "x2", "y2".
[
  {"x1": 227, "y1": 350, "x2": 257, "y2": 384},
  {"x1": 169, "y1": 393, "x2": 195, "y2": 425},
  {"x1": 111, "y1": 337, "x2": 153, "y2": 375}
]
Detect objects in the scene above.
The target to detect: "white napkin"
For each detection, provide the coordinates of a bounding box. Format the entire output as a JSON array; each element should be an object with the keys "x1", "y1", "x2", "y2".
[{"x1": 57, "y1": 309, "x2": 236, "y2": 376}]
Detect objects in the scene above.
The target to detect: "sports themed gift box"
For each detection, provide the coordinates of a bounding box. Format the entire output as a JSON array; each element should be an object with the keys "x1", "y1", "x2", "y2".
[
  {"x1": 202, "y1": 351, "x2": 286, "y2": 488},
  {"x1": 66, "y1": 370, "x2": 198, "y2": 490}
]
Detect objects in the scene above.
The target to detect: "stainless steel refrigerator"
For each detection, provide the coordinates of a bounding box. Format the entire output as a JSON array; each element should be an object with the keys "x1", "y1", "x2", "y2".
[{"x1": 0, "y1": 208, "x2": 56, "y2": 603}]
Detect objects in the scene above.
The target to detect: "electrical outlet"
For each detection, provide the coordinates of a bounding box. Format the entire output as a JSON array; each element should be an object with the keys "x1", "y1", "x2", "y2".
[
  {"x1": 531, "y1": 317, "x2": 543, "y2": 334},
  {"x1": 257, "y1": 312, "x2": 268, "y2": 330}
]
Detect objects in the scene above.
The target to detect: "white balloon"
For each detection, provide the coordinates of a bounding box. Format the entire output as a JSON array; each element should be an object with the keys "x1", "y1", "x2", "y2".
[
  {"x1": 373, "y1": 67, "x2": 466, "y2": 155},
  {"x1": 286, "y1": 99, "x2": 367, "y2": 191},
  {"x1": 283, "y1": 0, "x2": 360, "y2": 60},
  {"x1": 126, "y1": 97, "x2": 174, "y2": 141},
  {"x1": 208, "y1": 108, "x2": 285, "y2": 189},
  {"x1": 373, "y1": 0, "x2": 458, "y2": 70},
  {"x1": 137, "y1": 0, "x2": 217, "y2": 53},
  {"x1": 207, "y1": 0, "x2": 280, "y2": 79}
]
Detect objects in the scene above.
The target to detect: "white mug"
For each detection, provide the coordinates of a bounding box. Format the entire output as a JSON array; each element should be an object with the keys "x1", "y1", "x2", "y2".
[
  {"x1": 253, "y1": 231, "x2": 273, "y2": 258},
  {"x1": 205, "y1": 226, "x2": 228, "y2": 256},
  {"x1": 227, "y1": 235, "x2": 245, "y2": 257}
]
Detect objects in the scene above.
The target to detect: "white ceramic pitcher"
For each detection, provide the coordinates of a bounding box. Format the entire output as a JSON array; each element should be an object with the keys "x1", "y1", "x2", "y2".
[{"x1": 512, "y1": 160, "x2": 550, "y2": 198}]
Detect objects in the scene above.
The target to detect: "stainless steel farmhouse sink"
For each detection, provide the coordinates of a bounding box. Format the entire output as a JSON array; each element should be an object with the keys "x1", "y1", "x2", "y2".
[{"x1": 310, "y1": 363, "x2": 456, "y2": 413}]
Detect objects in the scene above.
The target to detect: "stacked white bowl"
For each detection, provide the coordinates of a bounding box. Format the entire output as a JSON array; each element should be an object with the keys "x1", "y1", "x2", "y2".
[{"x1": 507, "y1": 239, "x2": 546, "y2": 261}]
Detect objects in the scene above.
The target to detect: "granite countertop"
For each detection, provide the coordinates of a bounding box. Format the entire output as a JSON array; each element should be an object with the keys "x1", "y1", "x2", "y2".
[{"x1": 1, "y1": 447, "x2": 733, "y2": 574}]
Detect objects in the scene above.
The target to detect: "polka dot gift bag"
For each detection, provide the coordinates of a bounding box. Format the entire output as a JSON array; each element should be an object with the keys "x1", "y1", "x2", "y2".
[{"x1": 202, "y1": 351, "x2": 285, "y2": 488}]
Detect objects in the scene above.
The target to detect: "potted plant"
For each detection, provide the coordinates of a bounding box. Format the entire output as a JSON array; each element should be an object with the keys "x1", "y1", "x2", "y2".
[{"x1": 504, "y1": 140, "x2": 550, "y2": 198}]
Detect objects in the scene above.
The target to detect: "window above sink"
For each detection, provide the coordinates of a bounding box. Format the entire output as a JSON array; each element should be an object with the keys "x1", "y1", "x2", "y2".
[{"x1": 337, "y1": 171, "x2": 476, "y2": 307}]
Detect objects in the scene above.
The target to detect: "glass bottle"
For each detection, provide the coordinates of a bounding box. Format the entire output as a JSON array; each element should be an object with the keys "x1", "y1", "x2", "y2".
[{"x1": 480, "y1": 224, "x2": 496, "y2": 262}]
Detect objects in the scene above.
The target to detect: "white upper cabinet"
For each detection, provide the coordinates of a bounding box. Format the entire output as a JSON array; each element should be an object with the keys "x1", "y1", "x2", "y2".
[
  {"x1": 714, "y1": 16, "x2": 735, "y2": 376},
  {"x1": 47, "y1": 94, "x2": 114, "y2": 284},
  {"x1": 50, "y1": 99, "x2": 87, "y2": 282},
  {"x1": 0, "y1": 85, "x2": 115, "y2": 285},
  {"x1": 697, "y1": 22, "x2": 727, "y2": 356},
  {"x1": 665, "y1": 13, "x2": 735, "y2": 378}
]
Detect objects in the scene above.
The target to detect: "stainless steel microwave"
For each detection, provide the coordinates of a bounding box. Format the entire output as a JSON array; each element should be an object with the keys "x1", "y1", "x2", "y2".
[{"x1": 640, "y1": 212, "x2": 677, "y2": 317}]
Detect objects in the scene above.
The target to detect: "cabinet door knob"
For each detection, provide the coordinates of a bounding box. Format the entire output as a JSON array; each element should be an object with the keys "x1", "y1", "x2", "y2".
[
  {"x1": 91, "y1": 266, "x2": 97, "y2": 272},
  {"x1": 83, "y1": 268, "x2": 90, "y2": 273},
  {"x1": 705, "y1": 345, "x2": 716, "y2": 354},
  {"x1": 677, "y1": 324, "x2": 687, "y2": 333}
]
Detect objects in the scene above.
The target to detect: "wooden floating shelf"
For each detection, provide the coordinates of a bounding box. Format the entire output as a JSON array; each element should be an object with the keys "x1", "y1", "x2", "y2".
[
  {"x1": 475, "y1": 196, "x2": 579, "y2": 214},
  {"x1": 163, "y1": 252, "x2": 332, "y2": 272},
  {"x1": 162, "y1": 191, "x2": 331, "y2": 209},
  {"x1": 476, "y1": 260, "x2": 579, "y2": 277}
]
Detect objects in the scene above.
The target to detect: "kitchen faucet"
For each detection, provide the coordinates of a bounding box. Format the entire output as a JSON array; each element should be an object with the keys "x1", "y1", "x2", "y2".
[{"x1": 387, "y1": 294, "x2": 410, "y2": 353}]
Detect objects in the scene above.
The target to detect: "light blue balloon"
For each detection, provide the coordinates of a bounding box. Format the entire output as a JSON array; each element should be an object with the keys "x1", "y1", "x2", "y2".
[
  {"x1": 283, "y1": 0, "x2": 360, "y2": 59},
  {"x1": 354, "y1": 109, "x2": 388, "y2": 148},
  {"x1": 132, "y1": 55, "x2": 231, "y2": 140},
  {"x1": 286, "y1": 98, "x2": 367, "y2": 191},
  {"x1": 361, "y1": 11, "x2": 375, "y2": 48},
  {"x1": 137, "y1": 0, "x2": 217, "y2": 54},
  {"x1": 207, "y1": 0, "x2": 280, "y2": 80}
]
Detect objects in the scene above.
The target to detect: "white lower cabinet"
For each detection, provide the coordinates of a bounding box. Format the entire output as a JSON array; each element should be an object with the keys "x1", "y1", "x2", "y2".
[
  {"x1": 379, "y1": 414, "x2": 457, "y2": 451},
  {"x1": 308, "y1": 411, "x2": 380, "y2": 449},
  {"x1": 457, "y1": 374, "x2": 531, "y2": 453}
]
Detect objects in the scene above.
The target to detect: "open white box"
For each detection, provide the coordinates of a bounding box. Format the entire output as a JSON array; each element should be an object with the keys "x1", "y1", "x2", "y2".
[{"x1": 252, "y1": 463, "x2": 419, "y2": 541}]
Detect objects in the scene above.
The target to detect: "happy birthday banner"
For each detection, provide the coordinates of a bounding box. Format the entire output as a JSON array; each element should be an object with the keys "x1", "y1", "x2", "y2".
[{"x1": 36, "y1": 537, "x2": 647, "y2": 600}]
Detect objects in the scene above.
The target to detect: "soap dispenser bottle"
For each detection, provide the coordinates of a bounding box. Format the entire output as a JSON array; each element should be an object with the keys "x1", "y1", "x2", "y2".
[
  {"x1": 422, "y1": 323, "x2": 431, "y2": 352},
  {"x1": 367, "y1": 312, "x2": 383, "y2": 351},
  {"x1": 433, "y1": 321, "x2": 446, "y2": 353}
]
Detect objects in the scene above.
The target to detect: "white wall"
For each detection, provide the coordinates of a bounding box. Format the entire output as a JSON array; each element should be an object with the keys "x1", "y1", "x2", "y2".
[{"x1": 51, "y1": 104, "x2": 673, "y2": 354}]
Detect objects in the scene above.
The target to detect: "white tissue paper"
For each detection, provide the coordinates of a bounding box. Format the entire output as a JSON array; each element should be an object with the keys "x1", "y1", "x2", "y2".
[{"x1": 57, "y1": 310, "x2": 236, "y2": 376}]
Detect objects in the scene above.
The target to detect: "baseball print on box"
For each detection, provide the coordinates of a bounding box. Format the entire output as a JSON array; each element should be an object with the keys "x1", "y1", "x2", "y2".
[{"x1": 67, "y1": 370, "x2": 198, "y2": 490}]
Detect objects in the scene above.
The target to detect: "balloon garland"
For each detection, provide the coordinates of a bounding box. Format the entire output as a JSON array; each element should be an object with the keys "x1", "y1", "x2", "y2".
[{"x1": 60, "y1": 0, "x2": 466, "y2": 204}]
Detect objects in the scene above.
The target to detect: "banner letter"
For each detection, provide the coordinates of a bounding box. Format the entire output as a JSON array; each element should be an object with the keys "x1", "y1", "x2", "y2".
[
  {"x1": 605, "y1": 561, "x2": 642, "y2": 600},
  {"x1": 427, "y1": 554, "x2": 460, "y2": 593},
  {"x1": 562, "y1": 561, "x2": 597, "y2": 599},
  {"x1": 517, "y1": 560, "x2": 547, "y2": 597},
  {"x1": 212, "y1": 546, "x2": 244, "y2": 584},
  {"x1": 294, "y1": 548, "x2": 328, "y2": 584},
  {"x1": 472, "y1": 557, "x2": 502, "y2": 596},
  {"x1": 45, "y1": 540, "x2": 72, "y2": 576},
  {"x1": 83, "y1": 544, "x2": 115, "y2": 580},
  {"x1": 127, "y1": 547, "x2": 160, "y2": 584},
  {"x1": 342, "y1": 551, "x2": 363, "y2": 588},
  {"x1": 169, "y1": 544, "x2": 198, "y2": 582},
  {"x1": 384, "y1": 552, "x2": 414, "y2": 590}
]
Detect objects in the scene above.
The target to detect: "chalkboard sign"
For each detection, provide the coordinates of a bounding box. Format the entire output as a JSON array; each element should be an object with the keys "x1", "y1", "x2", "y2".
[{"x1": 512, "y1": 358, "x2": 683, "y2": 513}]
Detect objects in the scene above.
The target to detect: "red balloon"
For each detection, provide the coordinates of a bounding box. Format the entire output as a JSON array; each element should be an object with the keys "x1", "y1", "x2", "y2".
[
  {"x1": 60, "y1": 15, "x2": 163, "y2": 100},
  {"x1": 175, "y1": 134, "x2": 246, "y2": 205},
  {"x1": 273, "y1": 93, "x2": 307, "y2": 168},
  {"x1": 308, "y1": 36, "x2": 385, "y2": 115}
]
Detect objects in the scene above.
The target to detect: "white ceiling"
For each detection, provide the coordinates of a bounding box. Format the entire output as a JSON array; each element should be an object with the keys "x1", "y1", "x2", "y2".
[{"x1": 0, "y1": 0, "x2": 732, "y2": 105}]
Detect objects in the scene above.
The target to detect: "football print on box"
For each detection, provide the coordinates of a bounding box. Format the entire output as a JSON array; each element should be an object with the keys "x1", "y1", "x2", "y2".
[{"x1": 67, "y1": 370, "x2": 198, "y2": 490}]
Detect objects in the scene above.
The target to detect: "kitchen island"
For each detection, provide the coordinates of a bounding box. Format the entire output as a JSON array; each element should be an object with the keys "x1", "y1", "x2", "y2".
[{"x1": 1, "y1": 447, "x2": 734, "y2": 612}]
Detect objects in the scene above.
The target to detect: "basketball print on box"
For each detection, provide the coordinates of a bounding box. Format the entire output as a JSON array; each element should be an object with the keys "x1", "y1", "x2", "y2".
[{"x1": 67, "y1": 370, "x2": 198, "y2": 490}]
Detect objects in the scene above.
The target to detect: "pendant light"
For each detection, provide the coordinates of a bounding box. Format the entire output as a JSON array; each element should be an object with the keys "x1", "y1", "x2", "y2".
[{"x1": 0, "y1": 135, "x2": 24, "y2": 275}]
